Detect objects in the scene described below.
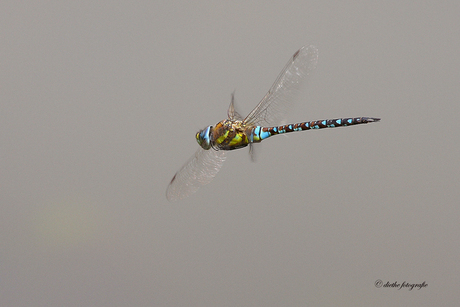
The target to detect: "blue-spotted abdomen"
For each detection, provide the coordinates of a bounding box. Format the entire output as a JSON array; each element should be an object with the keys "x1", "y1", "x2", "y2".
[{"x1": 250, "y1": 117, "x2": 380, "y2": 141}]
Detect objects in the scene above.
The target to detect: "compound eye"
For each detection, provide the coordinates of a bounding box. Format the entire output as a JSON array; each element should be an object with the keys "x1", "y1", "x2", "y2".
[{"x1": 196, "y1": 126, "x2": 212, "y2": 150}]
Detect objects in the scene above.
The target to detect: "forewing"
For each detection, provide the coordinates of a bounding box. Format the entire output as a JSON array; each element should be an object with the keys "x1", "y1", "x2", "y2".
[
  {"x1": 227, "y1": 92, "x2": 244, "y2": 120},
  {"x1": 166, "y1": 148, "x2": 227, "y2": 201},
  {"x1": 243, "y1": 45, "x2": 318, "y2": 127}
]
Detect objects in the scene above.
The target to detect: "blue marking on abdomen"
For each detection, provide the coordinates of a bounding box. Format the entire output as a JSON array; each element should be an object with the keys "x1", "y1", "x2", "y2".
[
  {"x1": 251, "y1": 126, "x2": 261, "y2": 142},
  {"x1": 260, "y1": 130, "x2": 271, "y2": 140}
]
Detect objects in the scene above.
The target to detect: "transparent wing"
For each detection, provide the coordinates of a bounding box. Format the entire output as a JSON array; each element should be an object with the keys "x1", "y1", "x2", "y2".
[
  {"x1": 243, "y1": 45, "x2": 318, "y2": 127},
  {"x1": 227, "y1": 91, "x2": 244, "y2": 120},
  {"x1": 166, "y1": 148, "x2": 227, "y2": 201}
]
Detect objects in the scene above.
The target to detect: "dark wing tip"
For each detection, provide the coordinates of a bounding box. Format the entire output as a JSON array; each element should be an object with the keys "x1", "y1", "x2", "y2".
[{"x1": 292, "y1": 49, "x2": 301, "y2": 60}]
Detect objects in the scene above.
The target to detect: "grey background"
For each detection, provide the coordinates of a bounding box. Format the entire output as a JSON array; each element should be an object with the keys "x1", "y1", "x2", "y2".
[{"x1": 1, "y1": 1, "x2": 459, "y2": 306}]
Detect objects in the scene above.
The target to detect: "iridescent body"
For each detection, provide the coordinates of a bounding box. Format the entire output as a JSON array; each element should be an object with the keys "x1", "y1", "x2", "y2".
[
  {"x1": 198, "y1": 114, "x2": 379, "y2": 152},
  {"x1": 167, "y1": 46, "x2": 380, "y2": 201}
]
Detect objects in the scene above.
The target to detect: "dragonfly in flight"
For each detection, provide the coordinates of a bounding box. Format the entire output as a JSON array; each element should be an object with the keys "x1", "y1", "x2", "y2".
[{"x1": 166, "y1": 46, "x2": 380, "y2": 201}]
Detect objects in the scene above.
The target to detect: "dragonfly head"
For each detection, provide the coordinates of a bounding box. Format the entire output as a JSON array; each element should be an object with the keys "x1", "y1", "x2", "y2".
[{"x1": 196, "y1": 126, "x2": 212, "y2": 150}]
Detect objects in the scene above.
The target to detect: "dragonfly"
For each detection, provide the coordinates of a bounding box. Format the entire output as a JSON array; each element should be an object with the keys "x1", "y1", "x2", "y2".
[{"x1": 166, "y1": 45, "x2": 380, "y2": 201}]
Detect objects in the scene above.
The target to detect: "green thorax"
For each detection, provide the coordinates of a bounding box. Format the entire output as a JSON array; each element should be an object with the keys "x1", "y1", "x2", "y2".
[{"x1": 210, "y1": 119, "x2": 251, "y2": 150}]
